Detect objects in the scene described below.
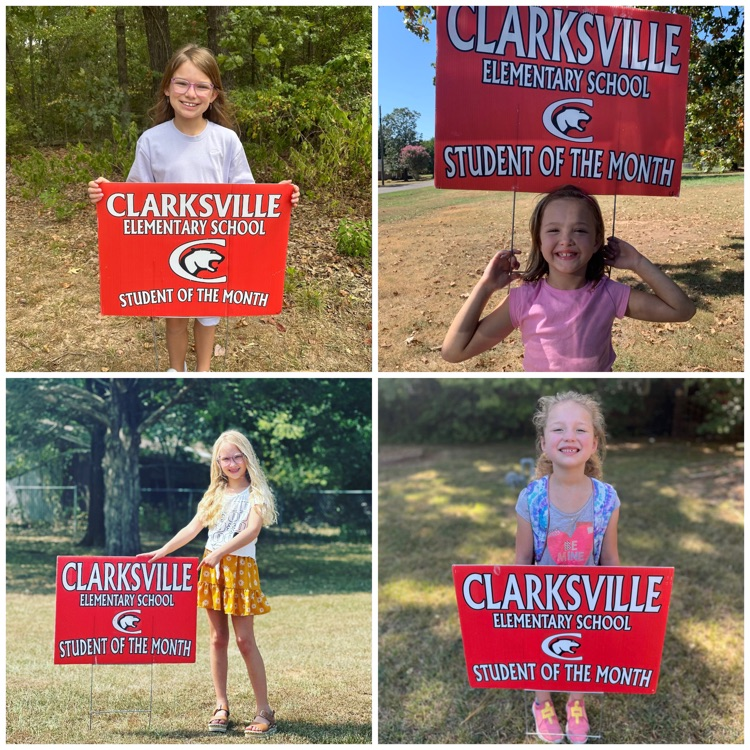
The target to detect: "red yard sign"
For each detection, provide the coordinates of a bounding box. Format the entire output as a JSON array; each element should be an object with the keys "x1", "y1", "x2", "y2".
[
  {"x1": 435, "y1": 6, "x2": 691, "y2": 195},
  {"x1": 453, "y1": 565, "x2": 674, "y2": 694},
  {"x1": 96, "y1": 182, "x2": 293, "y2": 317},
  {"x1": 55, "y1": 556, "x2": 198, "y2": 665}
]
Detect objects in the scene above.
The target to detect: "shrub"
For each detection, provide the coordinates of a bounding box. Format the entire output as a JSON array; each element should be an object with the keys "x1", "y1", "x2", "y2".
[
  {"x1": 399, "y1": 144, "x2": 432, "y2": 180},
  {"x1": 336, "y1": 218, "x2": 371, "y2": 262}
]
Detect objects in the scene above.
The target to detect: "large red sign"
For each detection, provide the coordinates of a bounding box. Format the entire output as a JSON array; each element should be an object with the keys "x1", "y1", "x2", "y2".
[
  {"x1": 435, "y1": 6, "x2": 691, "y2": 196},
  {"x1": 453, "y1": 565, "x2": 673, "y2": 694},
  {"x1": 54, "y1": 556, "x2": 198, "y2": 664},
  {"x1": 97, "y1": 182, "x2": 293, "y2": 317}
]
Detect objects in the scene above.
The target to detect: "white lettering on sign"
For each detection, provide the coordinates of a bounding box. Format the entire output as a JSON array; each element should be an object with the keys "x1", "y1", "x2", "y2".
[
  {"x1": 61, "y1": 561, "x2": 193, "y2": 593},
  {"x1": 105, "y1": 192, "x2": 282, "y2": 219},
  {"x1": 463, "y1": 572, "x2": 664, "y2": 613},
  {"x1": 446, "y1": 7, "x2": 683, "y2": 74}
]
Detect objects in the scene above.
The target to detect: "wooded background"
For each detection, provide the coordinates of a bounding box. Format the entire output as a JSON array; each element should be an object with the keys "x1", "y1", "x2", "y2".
[
  {"x1": 7, "y1": 5, "x2": 371, "y2": 197},
  {"x1": 379, "y1": 378, "x2": 743, "y2": 444},
  {"x1": 6, "y1": 378, "x2": 372, "y2": 555}
]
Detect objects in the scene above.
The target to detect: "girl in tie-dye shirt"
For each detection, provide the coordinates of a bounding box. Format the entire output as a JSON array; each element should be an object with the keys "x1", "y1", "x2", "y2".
[{"x1": 515, "y1": 392, "x2": 620, "y2": 744}]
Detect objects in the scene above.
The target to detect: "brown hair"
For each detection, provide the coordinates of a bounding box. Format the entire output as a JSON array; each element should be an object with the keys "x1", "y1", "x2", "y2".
[
  {"x1": 148, "y1": 44, "x2": 238, "y2": 131},
  {"x1": 523, "y1": 185, "x2": 609, "y2": 285},
  {"x1": 532, "y1": 391, "x2": 607, "y2": 479}
]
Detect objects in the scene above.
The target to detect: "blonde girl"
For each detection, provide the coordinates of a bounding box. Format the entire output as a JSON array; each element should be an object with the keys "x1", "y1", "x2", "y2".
[
  {"x1": 88, "y1": 44, "x2": 300, "y2": 371},
  {"x1": 138, "y1": 430, "x2": 278, "y2": 737},
  {"x1": 515, "y1": 392, "x2": 620, "y2": 743}
]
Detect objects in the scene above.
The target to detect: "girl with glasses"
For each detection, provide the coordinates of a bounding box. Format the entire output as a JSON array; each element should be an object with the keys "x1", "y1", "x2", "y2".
[
  {"x1": 87, "y1": 44, "x2": 300, "y2": 372},
  {"x1": 137, "y1": 430, "x2": 279, "y2": 737}
]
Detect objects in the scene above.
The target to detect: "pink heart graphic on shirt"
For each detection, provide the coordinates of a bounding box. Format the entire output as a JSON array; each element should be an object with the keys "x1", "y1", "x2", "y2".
[{"x1": 546, "y1": 523, "x2": 593, "y2": 565}]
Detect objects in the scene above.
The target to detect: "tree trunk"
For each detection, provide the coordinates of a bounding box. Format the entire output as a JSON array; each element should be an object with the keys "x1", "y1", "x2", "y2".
[
  {"x1": 115, "y1": 7, "x2": 131, "y2": 128},
  {"x1": 142, "y1": 7, "x2": 172, "y2": 95},
  {"x1": 27, "y1": 34, "x2": 36, "y2": 115},
  {"x1": 79, "y1": 419, "x2": 106, "y2": 547},
  {"x1": 671, "y1": 385, "x2": 688, "y2": 438},
  {"x1": 206, "y1": 6, "x2": 232, "y2": 88},
  {"x1": 103, "y1": 380, "x2": 142, "y2": 555}
]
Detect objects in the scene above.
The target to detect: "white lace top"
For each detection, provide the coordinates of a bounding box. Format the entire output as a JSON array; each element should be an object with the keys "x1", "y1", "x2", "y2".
[{"x1": 205, "y1": 486, "x2": 263, "y2": 559}]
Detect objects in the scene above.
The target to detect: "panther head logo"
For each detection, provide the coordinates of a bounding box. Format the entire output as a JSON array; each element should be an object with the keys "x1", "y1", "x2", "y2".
[
  {"x1": 169, "y1": 238, "x2": 228, "y2": 283},
  {"x1": 541, "y1": 633, "x2": 583, "y2": 661},
  {"x1": 542, "y1": 99, "x2": 594, "y2": 143},
  {"x1": 112, "y1": 609, "x2": 142, "y2": 634},
  {"x1": 180, "y1": 248, "x2": 225, "y2": 277}
]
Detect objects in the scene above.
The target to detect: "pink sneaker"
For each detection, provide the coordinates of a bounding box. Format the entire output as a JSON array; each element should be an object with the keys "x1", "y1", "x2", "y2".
[
  {"x1": 566, "y1": 699, "x2": 590, "y2": 744},
  {"x1": 531, "y1": 700, "x2": 563, "y2": 743}
]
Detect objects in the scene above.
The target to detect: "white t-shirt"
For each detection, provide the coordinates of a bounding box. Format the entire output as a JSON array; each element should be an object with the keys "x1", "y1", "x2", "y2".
[
  {"x1": 206, "y1": 486, "x2": 262, "y2": 559},
  {"x1": 127, "y1": 119, "x2": 254, "y2": 184}
]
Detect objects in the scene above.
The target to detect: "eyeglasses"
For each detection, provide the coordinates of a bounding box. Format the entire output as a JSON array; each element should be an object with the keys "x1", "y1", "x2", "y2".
[
  {"x1": 170, "y1": 78, "x2": 215, "y2": 97},
  {"x1": 218, "y1": 453, "x2": 246, "y2": 467}
]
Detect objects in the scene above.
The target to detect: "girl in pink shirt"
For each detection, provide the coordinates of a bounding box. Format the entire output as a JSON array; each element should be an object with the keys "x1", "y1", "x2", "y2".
[{"x1": 442, "y1": 185, "x2": 695, "y2": 371}]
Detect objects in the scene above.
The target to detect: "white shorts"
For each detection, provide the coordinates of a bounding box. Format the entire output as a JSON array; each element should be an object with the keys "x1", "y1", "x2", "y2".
[{"x1": 165, "y1": 317, "x2": 221, "y2": 327}]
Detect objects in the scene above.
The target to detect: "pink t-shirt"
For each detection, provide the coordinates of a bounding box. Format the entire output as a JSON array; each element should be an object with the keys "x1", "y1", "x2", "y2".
[{"x1": 508, "y1": 277, "x2": 631, "y2": 371}]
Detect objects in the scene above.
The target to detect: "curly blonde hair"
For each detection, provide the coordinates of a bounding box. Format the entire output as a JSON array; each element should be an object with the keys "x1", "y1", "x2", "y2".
[
  {"x1": 532, "y1": 391, "x2": 607, "y2": 479},
  {"x1": 196, "y1": 430, "x2": 277, "y2": 529}
]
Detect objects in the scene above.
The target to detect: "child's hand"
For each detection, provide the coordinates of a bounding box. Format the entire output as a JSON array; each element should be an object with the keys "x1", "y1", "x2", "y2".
[
  {"x1": 480, "y1": 249, "x2": 522, "y2": 291},
  {"x1": 87, "y1": 176, "x2": 111, "y2": 205},
  {"x1": 603, "y1": 236, "x2": 643, "y2": 272},
  {"x1": 198, "y1": 550, "x2": 223, "y2": 570},
  {"x1": 135, "y1": 549, "x2": 165, "y2": 563},
  {"x1": 278, "y1": 179, "x2": 300, "y2": 208}
]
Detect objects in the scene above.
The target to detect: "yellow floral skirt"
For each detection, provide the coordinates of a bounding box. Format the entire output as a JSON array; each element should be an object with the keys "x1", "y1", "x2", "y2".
[{"x1": 196, "y1": 551, "x2": 271, "y2": 617}]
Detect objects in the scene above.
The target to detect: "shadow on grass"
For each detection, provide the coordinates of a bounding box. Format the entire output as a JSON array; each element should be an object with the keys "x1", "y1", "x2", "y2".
[
  {"x1": 378, "y1": 442, "x2": 743, "y2": 744},
  {"x1": 129, "y1": 719, "x2": 372, "y2": 743},
  {"x1": 617, "y1": 251, "x2": 744, "y2": 307}
]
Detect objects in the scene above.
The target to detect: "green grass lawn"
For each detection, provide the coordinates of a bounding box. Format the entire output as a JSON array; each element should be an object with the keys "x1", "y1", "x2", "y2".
[
  {"x1": 6, "y1": 528, "x2": 372, "y2": 744},
  {"x1": 378, "y1": 441, "x2": 743, "y2": 743}
]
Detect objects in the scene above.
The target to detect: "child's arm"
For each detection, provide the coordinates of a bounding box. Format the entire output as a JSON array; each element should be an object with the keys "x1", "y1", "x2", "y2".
[
  {"x1": 136, "y1": 514, "x2": 205, "y2": 562},
  {"x1": 515, "y1": 516, "x2": 535, "y2": 564},
  {"x1": 442, "y1": 249, "x2": 522, "y2": 362},
  {"x1": 198, "y1": 505, "x2": 264, "y2": 570},
  {"x1": 605, "y1": 237, "x2": 696, "y2": 322},
  {"x1": 598, "y1": 508, "x2": 620, "y2": 565}
]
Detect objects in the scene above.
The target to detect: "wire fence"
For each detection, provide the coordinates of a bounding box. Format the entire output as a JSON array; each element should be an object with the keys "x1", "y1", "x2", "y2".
[
  {"x1": 6, "y1": 485, "x2": 373, "y2": 539},
  {"x1": 6, "y1": 484, "x2": 81, "y2": 531}
]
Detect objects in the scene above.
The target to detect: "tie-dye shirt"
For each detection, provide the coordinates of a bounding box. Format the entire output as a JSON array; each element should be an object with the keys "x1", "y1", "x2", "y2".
[{"x1": 515, "y1": 478, "x2": 620, "y2": 565}]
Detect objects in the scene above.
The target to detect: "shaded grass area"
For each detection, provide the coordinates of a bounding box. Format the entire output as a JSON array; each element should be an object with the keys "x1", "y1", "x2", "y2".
[
  {"x1": 6, "y1": 528, "x2": 372, "y2": 743},
  {"x1": 378, "y1": 442, "x2": 743, "y2": 743}
]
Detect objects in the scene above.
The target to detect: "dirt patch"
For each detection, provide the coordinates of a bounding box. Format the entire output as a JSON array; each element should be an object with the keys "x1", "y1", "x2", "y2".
[
  {"x1": 7, "y1": 175, "x2": 371, "y2": 372},
  {"x1": 378, "y1": 177, "x2": 743, "y2": 372}
]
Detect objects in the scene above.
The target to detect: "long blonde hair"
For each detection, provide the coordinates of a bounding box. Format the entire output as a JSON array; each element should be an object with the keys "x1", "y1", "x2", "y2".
[
  {"x1": 532, "y1": 391, "x2": 607, "y2": 479},
  {"x1": 148, "y1": 43, "x2": 239, "y2": 131},
  {"x1": 196, "y1": 430, "x2": 277, "y2": 528}
]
